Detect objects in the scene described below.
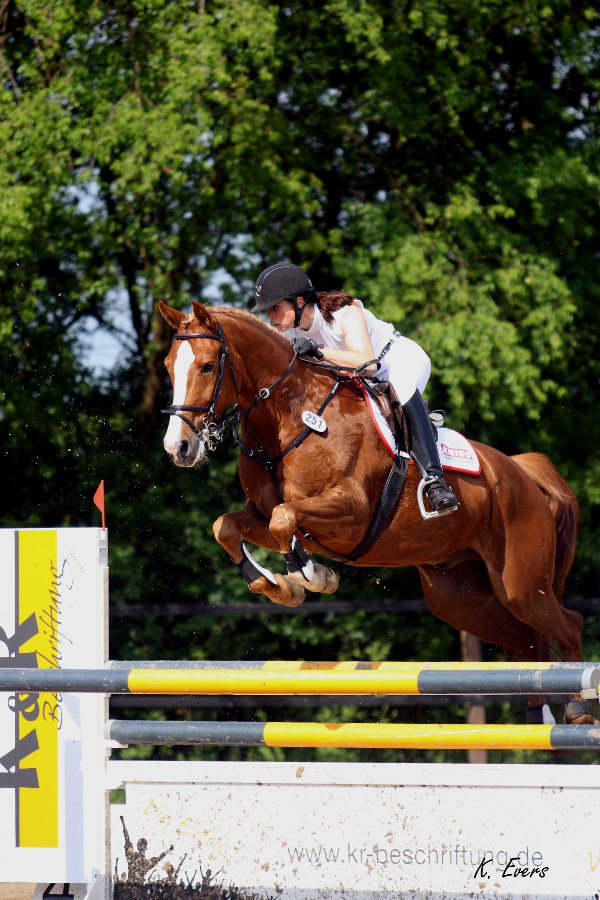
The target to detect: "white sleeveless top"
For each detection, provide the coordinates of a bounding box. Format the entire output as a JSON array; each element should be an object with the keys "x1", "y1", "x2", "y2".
[{"x1": 285, "y1": 299, "x2": 395, "y2": 356}]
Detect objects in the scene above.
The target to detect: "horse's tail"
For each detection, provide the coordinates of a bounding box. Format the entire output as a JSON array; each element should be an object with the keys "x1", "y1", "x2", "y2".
[{"x1": 511, "y1": 452, "x2": 579, "y2": 601}]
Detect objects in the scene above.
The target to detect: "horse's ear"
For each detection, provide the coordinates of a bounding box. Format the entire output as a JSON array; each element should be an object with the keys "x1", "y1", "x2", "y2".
[
  {"x1": 191, "y1": 300, "x2": 218, "y2": 330},
  {"x1": 159, "y1": 302, "x2": 185, "y2": 330}
]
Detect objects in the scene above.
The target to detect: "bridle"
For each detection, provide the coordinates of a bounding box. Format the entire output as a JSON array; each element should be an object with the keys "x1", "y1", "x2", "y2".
[
  {"x1": 161, "y1": 321, "x2": 241, "y2": 449},
  {"x1": 161, "y1": 321, "x2": 298, "y2": 451}
]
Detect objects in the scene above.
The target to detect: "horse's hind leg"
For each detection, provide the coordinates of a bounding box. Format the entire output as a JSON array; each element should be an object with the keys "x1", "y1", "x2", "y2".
[
  {"x1": 476, "y1": 504, "x2": 583, "y2": 663},
  {"x1": 419, "y1": 562, "x2": 550, "y2": 660},
  {"x1": 419, "y1": 562, "x2": 555, "y2": 723},
  {"x1": 476, "y1": 494, "x2": 595, "y2": 723},
  {"x1": 213, "y1": 502, "x2": 306, "y2": 607}
]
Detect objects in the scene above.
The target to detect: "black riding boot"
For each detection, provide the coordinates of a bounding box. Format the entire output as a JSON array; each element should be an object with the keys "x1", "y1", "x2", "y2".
[{"x1": 403, "y1": 391, "x2": 459, "y2": 515}]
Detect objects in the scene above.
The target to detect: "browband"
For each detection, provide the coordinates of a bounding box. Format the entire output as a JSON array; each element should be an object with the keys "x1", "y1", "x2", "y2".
[{"x1": 173, "y1": 332, "x2": 223, "y2": 342}]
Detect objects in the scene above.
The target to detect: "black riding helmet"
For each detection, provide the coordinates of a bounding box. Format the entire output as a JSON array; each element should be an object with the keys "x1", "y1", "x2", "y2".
[{"x1": 252, "y1": 262, "x2": 317, "y2": 328}]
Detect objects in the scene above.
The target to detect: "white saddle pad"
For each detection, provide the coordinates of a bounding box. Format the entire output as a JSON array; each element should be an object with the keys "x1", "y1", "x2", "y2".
[
  {"x1": 437, "y1": 426, "x2": 481, "y2": 474},
  {"x1": 363, "y1": 391, "x2": 481, "y2": 475}
]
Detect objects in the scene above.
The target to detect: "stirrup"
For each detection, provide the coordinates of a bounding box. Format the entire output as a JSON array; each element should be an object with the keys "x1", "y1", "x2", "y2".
[{"x1": 417, "y1": 476, "x2": 459, "y2": 520}]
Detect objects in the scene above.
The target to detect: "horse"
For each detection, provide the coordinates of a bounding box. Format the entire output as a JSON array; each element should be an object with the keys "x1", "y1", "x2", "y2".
[{"x1": 160, "y1": 300, "x2": 593, "y2": 725}]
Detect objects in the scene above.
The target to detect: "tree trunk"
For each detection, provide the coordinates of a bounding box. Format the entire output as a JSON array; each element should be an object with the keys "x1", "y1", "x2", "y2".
[{"x1": 137, "y1": 299, "x2": 174, "y2": 438}]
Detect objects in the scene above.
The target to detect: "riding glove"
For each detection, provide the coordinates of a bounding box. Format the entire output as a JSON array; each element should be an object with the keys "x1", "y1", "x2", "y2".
[{"x1": 290, "y1": 337, "x2": 324, "y2": 360}]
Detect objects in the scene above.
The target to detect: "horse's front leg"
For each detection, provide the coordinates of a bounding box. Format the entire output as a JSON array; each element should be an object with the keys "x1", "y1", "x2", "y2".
[
  {"x1": 213, "y1": 502, "x2": 306, "y2": 607},
  {"x1": 268, "y1": 483, "x2": 368, "y2": 590},
  {"x1": 279, "y1": 532, "x2": 339, "y2": 595}
]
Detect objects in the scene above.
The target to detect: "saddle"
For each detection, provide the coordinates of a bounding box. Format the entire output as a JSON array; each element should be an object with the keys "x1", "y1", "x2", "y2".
[
  {"x1": 361, "y1": 378, "x2": 481, "y2": 476},
  {"x1": 360, "y1": 378, "x2": 411, "y2": 453}
]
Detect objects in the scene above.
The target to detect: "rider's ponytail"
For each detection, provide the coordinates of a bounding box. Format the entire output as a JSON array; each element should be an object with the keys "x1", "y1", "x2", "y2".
[{"x1": 317, "y1": 290, "x2": 355, "y2": 324}]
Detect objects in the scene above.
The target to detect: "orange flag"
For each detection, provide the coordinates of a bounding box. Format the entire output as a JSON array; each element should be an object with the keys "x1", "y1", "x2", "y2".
[{"x1": 93, "y1": 481, "x2": 106, "y2": 530}]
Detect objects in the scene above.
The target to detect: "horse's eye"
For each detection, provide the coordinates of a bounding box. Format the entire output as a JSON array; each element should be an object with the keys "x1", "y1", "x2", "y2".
[{"x1": 201, "y1": 362, "x2": 215, "y2": 374}]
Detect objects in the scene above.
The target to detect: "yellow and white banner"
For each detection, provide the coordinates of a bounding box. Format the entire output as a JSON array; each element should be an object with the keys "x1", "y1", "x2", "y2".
[{"x1": 0, "y1": 528, "x2": 107, "y2": 884}]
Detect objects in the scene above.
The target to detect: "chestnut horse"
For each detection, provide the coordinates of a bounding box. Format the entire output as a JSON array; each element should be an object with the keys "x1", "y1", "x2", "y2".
[{"x1": 160, "y1": 301, "x2": 591, "y2": 724}]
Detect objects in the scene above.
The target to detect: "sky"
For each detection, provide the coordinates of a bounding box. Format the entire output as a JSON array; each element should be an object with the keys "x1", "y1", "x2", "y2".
[
  {"x1": 77, "y1": 270, "x2": 237, "y2": 378},
  {"x1": 68, "y1": 180, "x2": 256, "y2": 377}
]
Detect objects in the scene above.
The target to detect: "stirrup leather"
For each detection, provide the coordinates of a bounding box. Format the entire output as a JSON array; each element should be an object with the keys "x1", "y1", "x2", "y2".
[{"x1": 416, "y1": 475, "x2": 460, "y2": 521}]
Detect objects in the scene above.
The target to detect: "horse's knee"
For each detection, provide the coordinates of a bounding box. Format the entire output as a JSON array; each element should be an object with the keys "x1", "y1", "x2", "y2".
[
  {"x1": 269, "y1": 503, "x2": 298, "y2": 549},
  {"x1": 213, "y1": 513, "x2": 239, "y2": 551}
]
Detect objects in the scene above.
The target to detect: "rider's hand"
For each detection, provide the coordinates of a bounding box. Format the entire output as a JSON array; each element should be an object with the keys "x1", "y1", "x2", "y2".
[{"x1": 290, "y1": 337, "x2": 324, "y2": 360}]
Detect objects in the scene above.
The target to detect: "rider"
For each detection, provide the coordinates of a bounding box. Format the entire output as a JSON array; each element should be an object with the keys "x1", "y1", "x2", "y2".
[{"x1": 251, "y1": 262, "x2": 458, "y2": 515}]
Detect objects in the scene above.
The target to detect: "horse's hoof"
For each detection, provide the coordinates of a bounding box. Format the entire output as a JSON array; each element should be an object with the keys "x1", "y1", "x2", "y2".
[
  {"x1": 316, "y1": 565, "x2": 338, "y2": 594},
  {"x1": 566, "y1": 714, "x2": 600, "y2": 725},
  {"x1": 248, "y1": 575, "x2": 279, "y2": 597},
  {"x1": 564, "y1": 698, "x2": 597, "y2": 724},
  {"x1": 247, "y1": 574, "x2": 305, "y2": 607},
  {"x1": 272, "y1": 574, "x2": 306, "y2": 607},
  {"x1": 287, "y1": 563, "x2": 338, "y2": 594}
]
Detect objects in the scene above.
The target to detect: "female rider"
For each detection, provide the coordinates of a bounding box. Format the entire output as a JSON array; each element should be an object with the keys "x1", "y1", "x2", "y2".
[{"x1": 251, "y1": 262, "x2": 458, "y2": 516}]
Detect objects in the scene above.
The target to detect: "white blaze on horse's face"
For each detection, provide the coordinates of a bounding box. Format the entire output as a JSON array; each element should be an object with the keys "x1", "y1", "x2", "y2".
[{"x1": 163, "y1": 340, "x2": 205, "y2": 466}]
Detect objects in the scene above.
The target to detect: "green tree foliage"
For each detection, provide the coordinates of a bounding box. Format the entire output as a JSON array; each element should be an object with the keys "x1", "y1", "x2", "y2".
[
  {"x1": 1, "y1": 0, "x2": 600, "y2": 761},
  {"x1": 331, "y1": 194, "x2": 576, "y2": 434}
]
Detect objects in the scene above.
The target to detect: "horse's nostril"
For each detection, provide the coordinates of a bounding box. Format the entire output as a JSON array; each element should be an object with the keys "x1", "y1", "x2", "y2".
[{"x1": 179, "y1": 440, "x2": 189, "y2": 458}]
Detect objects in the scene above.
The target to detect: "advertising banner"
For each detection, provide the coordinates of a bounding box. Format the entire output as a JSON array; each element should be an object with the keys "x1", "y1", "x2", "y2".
[
  {"x1": 109, "y1": 761, "x2": 600, "y2": 900},
  {"x1": 0, "y1": 528, "x2": 107, "y2": 885}
]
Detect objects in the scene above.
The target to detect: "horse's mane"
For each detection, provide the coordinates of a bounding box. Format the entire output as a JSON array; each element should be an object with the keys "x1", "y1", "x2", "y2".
[{"x1": 207, "y1": 306, "x2": 293, "y2": 353}]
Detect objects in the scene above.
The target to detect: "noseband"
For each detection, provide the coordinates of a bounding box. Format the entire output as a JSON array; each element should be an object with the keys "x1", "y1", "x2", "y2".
[{"x1": 161, "y1": 322, "x2": 240, "y2": 448}]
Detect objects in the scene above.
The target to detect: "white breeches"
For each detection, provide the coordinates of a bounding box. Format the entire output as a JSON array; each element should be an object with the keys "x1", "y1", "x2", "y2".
[{"x1": 377, "y1": 335, "x2": 431, "y2": 406}]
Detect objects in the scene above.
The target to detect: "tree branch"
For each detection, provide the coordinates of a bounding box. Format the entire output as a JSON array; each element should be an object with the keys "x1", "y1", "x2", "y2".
[{"x1": 0, "y1": 0, "x2": 20, "y2": 101}]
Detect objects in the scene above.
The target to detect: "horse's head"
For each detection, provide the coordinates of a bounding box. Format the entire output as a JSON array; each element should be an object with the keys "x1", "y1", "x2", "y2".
[{"x1": 160, "y1": 300, "x2": 230, "y2": 467}]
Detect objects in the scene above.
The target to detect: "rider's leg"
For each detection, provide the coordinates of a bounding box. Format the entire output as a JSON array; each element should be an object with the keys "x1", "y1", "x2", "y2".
[
  {"x1": 404, "y1": 390, "x2": 459, "y2": 513},
  {"x1": 381, "y1": 338, "x2": 458, "y2": 514}
]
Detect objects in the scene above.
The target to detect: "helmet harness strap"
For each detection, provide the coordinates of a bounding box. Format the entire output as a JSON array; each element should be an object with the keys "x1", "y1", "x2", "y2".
[
  {"x1": 290, "y1": 295, "x2": 303, "y2": 329},
  {"x1": 289, "y1": 288, "x2": 316, "y2": 328}
]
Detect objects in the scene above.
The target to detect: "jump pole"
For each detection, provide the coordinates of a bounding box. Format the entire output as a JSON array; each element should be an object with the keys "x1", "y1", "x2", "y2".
[
  {"x1": 2, "y1": 527, "x2": 600, "y2": 900},
  {"x1": 0, "y1": 663, "x2": 597, "y2": 695},
  {"x1": 2, "y1": 665, "x2": 598, "y2": 751},
  {"x1": 104, "y1": 719, "x2": 600, "y2": 751}
]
